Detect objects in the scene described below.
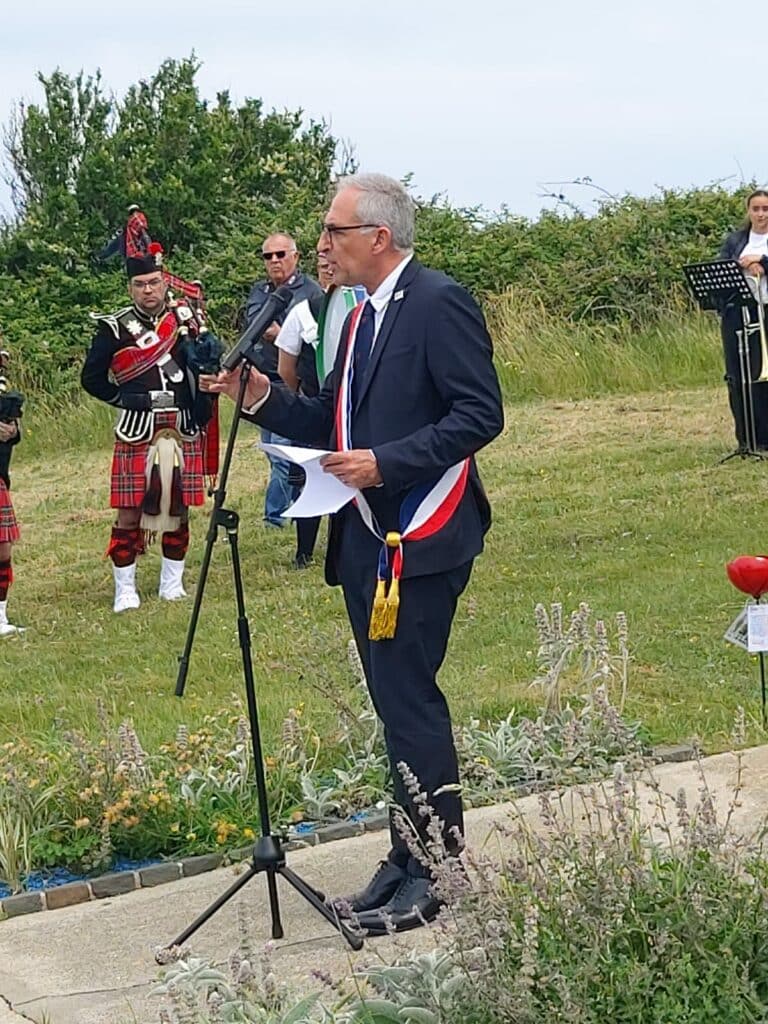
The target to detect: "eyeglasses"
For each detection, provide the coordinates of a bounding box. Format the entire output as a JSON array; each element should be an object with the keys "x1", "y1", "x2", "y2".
[
  {"x1": 261, "y1": 250, "x2": 296, "y2": 261},
  {"x1": 131, "y1": 278, "x2": 165, "y2": 290},
  {"x1": 320, "y1": 224, "x2": 379, "y2": 242}
]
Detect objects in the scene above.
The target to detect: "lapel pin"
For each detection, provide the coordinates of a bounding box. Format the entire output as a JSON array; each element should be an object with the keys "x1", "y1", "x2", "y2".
[{"x1": 394, "y1": 290, "x2": 405, "y2": 302}]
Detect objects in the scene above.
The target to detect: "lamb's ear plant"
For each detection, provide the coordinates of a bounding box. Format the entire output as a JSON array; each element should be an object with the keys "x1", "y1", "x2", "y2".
[{"x1": 1, "y1": 603, "x2": 644, "y2": 886}]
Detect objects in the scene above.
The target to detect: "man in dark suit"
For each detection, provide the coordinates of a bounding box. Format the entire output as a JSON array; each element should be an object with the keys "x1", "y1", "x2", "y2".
[{"x1": 203, "y1": 173, "x2": 503, "y2": 934}]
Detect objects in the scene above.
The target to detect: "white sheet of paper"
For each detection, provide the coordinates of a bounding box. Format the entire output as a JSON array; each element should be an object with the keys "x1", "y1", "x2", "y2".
[
  {"x1": 260, "y1": 443, "x2": 357, "y2": 517},
  {"x1": 747, "y1": 603, "x2": 768, "y2": 653}
]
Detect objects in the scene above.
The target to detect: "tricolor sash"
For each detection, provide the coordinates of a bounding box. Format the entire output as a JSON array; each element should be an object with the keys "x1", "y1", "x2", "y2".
[
  {"x1": 335, "y1": 301, "x2": 469, "y2": 641},
  {"x1": 110, "y1": 310, "x2": 179, "y2": 385}
]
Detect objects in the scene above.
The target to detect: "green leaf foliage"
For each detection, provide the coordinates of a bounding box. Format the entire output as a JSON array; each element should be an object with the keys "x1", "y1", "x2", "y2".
[
  {"x1": 0, "y1": 56, "x2": 338, "y2": 391},
  {"x1": 0, "y1": 54, "x2": 757, "y2": 397}
]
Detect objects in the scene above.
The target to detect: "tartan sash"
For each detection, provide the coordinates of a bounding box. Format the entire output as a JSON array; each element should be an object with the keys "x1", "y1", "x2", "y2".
[{"x1": 110, "y1": 309, "x2": 179, "y2": 385}]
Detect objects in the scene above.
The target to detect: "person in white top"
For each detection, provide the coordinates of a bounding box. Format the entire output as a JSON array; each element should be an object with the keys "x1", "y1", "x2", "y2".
[
  {"x1": 274, "y1": 248, "x2": 332, "y2": 568},
  {"x1": 718, "y1": 189, "x2": 768, "y2": 451},
  {"x1": 274, "y1": 248, "x2": 367, "y2": 567}
]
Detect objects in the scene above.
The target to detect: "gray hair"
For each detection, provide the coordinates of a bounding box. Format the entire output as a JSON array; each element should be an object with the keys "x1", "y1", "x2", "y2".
[
  {"x1": 335, "y1": 173, "x2": 414, "y2": 252},
  {"x1": 263, "y1": 231, "x2": 297, "y2": 251}
]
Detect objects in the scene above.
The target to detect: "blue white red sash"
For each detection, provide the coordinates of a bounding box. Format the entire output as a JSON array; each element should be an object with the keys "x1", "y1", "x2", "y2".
[{"x1": 334, "y1": 301, "x2": 470, "y2": 639}]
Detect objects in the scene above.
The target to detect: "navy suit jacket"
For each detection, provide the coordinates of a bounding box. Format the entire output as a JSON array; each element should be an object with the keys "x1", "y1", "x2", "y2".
[{"x1": 248, "y1": 259, "x2": 504, "y2": 585}]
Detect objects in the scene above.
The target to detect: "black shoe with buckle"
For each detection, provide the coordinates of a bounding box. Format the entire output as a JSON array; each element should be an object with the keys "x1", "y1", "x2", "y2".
[
  {"x1": 354, "y1": 875, "x2": 443, "y2": 935},
  {"x1": 328, "y1": 860, "x2": 408, "y2": 918}
]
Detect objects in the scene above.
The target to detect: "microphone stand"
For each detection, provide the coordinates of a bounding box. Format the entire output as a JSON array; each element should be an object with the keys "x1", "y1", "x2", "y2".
[{"x1": 163, "y1": 358, "x2": 363, "y2": 956}]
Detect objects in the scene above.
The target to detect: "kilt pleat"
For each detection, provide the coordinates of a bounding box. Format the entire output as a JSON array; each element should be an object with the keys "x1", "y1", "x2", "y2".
[
  {"x1": 0, "y1": 480, "x2": 19, "y2": 543},
  {"x1": 110, "y1": 436, "x2": 205, "y2": 509}
]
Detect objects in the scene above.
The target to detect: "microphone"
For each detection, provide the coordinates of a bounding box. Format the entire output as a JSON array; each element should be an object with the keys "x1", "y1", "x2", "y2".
[{"x1": 221, "y1": 285, "x2": 293, "y2": 372}]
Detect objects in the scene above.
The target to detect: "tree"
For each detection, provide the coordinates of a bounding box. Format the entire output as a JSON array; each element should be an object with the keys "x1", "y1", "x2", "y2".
[
  {"x1": 2, "y1": 55, "x2": 338, "y2": 263},
  {"x1": 0, "y1": 56, "x2": 341, "y2": 390}
]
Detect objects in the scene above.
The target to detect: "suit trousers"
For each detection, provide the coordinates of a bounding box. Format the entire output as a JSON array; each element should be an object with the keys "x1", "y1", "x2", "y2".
[{"x1": 337, "y1": 513, "x2": 472, "y2": 876}]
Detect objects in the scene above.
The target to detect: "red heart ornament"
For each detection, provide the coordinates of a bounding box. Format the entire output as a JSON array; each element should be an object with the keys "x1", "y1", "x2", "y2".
[{"x1": 726, "y1": 556, "x2": 768, "y2": 598}]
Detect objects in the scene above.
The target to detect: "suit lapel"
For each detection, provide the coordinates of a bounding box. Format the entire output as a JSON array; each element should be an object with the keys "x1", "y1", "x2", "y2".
[{"x1": 354, "y1": 259, "x2": 421, "y2": 413}]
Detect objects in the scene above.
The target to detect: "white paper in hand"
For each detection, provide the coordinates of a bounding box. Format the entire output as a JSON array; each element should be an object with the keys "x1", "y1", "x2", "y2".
[{"x1": 259, "y1": 443, "x2": 356, "y2": 517}]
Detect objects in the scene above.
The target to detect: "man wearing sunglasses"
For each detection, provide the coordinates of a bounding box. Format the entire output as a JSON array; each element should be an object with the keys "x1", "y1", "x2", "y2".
[{"x1": 243, "y1": 233, "x2": 323, "y2": 527}]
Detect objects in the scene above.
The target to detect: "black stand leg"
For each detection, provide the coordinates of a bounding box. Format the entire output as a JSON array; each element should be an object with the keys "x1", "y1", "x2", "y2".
[
  {"x1": 760, "y1": 652, "x2": 767, "y2": 730},
  {"x1": 162, "y1": 361, "x2": 364, "y2": 958},
  {"x1": 719, "y1": 316, "x2": 768, "y2": 463}
]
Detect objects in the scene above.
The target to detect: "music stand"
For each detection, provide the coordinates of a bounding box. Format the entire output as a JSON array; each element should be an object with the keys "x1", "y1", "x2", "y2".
[
  {"x1": 684, "y1": 259, "x2": 768, "y2": 462},
  {"x1": 159, "y1": 358, "x2": 364, "y2": 959}
]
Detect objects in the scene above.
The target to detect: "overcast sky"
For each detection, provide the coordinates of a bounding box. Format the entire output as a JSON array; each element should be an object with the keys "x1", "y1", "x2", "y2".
[{"x1": 0, "y1": 0, "x2": 764, "y2": 221}]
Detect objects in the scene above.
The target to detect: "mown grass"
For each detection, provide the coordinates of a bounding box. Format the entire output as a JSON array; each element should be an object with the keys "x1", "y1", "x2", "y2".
[{"x1": 2, "y1": 309, "x2": 761, "y2": 756}]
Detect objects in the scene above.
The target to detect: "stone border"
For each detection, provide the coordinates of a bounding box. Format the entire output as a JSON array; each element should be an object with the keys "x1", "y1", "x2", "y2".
[
  {"x1": 0, "y1": 812, "x2": 390, "y2": 919},
  {"x1": 0, "y1": 744, "x2": 696, "y2": 919}
]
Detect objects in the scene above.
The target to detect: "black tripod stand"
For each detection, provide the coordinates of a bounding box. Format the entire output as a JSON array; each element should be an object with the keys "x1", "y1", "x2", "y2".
[
  {"x1": 684, "y1": 259, "x2": 768, "y2": 463},
  {"x1": 163, "y1": 360, "x2": 363, "y2": 956}
]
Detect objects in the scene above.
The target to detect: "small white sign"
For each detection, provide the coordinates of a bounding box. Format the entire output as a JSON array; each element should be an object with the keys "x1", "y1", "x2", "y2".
[
  {"x1": 747, "y1": 604, "x2": 768, "y2": 653},
  {"x1": 725, "y1": 605, "x2": 749, "y2": 650}
]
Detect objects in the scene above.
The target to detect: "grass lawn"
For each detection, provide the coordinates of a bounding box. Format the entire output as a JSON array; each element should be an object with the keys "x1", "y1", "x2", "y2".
[{"x1": 2, "y1": 383, "x2": 766, "y2": 754}]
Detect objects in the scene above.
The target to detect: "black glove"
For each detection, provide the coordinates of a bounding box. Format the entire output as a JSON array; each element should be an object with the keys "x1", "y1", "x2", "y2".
[{"x1": 118, "y1": 390, "x2": 151, "y2": 411}]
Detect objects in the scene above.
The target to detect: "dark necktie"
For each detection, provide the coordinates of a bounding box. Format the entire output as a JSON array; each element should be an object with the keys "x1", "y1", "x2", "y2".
[{"x1": 352, "y1": 300, "x2": 375, "y2": 405}]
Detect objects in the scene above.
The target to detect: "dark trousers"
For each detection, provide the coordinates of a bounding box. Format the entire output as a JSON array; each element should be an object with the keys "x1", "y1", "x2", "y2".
[
  {"x1": 721, "y1": 304, "x2": 768, "y2": 448},
  {"x1": 337, "y1": 519, "x2": 472, "y2": 877}
]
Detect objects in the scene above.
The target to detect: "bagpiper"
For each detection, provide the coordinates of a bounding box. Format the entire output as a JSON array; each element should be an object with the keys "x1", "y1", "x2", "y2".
[{"x1": 82, "y1": 209, "x2": 221, "y2": 612}]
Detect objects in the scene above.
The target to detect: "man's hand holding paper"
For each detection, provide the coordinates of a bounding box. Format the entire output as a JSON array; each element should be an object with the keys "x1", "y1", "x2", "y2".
[
  {"x1": 259, "y1": 443, "x2": 360, "y2": 517},
  {"x1": 320, "y1": 449, "x2": 382, "y2": 489}
]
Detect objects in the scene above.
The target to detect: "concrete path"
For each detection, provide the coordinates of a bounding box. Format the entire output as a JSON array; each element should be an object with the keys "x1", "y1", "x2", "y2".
[{"x1": 1, "y1": 746, "x2": 767, "y2": 1024}]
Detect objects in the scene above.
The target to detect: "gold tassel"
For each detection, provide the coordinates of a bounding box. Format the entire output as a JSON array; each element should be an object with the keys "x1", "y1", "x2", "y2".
[
  {"x1": 368, "y1": 579, "x2": 389, "y2": 640},
  {"x1": 368, "y1": 576, "x2": 401, "y2": 640},
  {"x1": 369, "y1": 532, "x2": 403, "y2": 641},
  {"x1": 381, "y1": 575, "x2": 400, "y2": 639}
]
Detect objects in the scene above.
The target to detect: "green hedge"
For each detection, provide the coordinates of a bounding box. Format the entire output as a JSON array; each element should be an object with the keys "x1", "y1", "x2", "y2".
[{"x1": 0, "y1": 59, "x2": 754, "y2": 393}]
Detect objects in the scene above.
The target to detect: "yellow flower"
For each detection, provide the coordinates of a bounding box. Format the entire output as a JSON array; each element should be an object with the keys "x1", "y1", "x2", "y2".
[
  {"x1": 242, "y1": 828, "x2": 255, "y2": 840},
  {"x1": 170, "y1": 823, "x2": 180, "y2": 834},
  {"x1": 74, "y1": 817, "x2": 91, "y2": 829},
  {"x1": 186, "y1": 832, "x2": 197, "y2": 841},
  {"x1": 123, "y1": 815, "x2": 140, "y2": 828}
]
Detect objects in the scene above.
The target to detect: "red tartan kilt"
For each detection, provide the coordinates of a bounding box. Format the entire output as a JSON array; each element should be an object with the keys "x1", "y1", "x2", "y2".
[
  {"x1": 110, "y1": 435, "x2": 205, "y2": 509},
  {"x1": 0, "y1": 479, "x2": 19, "y2": 544}
]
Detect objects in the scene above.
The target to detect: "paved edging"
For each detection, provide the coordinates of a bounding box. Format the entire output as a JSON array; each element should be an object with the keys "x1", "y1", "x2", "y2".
[
  {"x1": 0, "y1": 743, "x2": 695, "y2": 919},
  {"x1": 0, "y1": 813, "x2": 388, "y2": 919}
]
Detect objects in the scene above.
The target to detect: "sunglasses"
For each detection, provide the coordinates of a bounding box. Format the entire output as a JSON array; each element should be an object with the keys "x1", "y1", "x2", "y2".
[{"x1": 261, "y1": 250, "x2": 295, "y2": 261}]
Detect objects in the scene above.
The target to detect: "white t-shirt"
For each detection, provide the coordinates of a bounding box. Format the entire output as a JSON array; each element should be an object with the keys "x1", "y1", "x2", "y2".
[
  {"x1": 742, "y1": 230, "x2": 768, "y2": 303},
  {"x1": 274, "y1": 299, "x2": 318, "y2": 357}
]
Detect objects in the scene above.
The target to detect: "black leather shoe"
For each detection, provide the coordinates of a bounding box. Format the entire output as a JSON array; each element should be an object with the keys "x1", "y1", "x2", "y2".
[
  {"x1": 328, "y1": 860, "x2": 408, "y2": 918},
  {"x1": 354, "y1": 876, "x2": 443, "y2": 935}
]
